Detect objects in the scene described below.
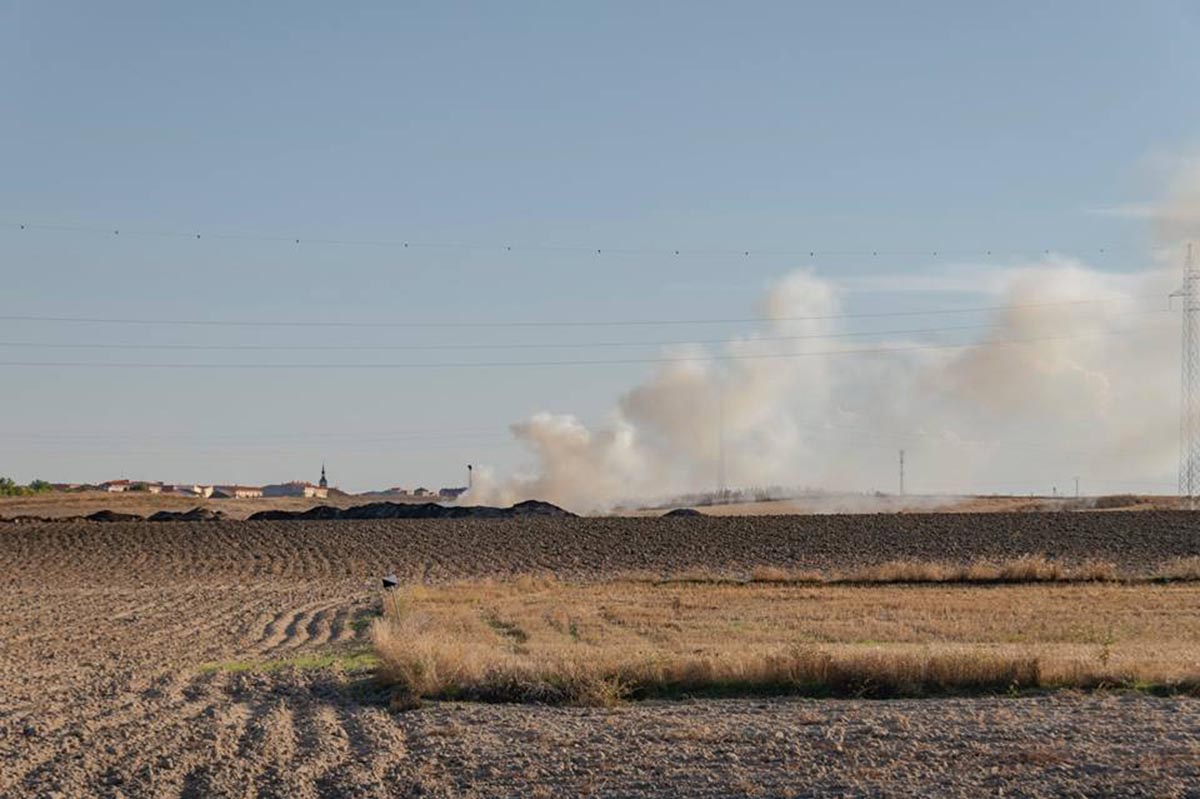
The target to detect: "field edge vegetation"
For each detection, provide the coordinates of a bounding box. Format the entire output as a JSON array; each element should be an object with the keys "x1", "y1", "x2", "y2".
[{"x1": 372, "y1": 570, "x2": 1200, "y2": 709}]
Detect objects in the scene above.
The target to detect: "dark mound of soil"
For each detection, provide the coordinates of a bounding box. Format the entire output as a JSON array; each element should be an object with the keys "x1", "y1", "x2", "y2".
[
  {"x1": 504, "y1": 500, "x2": 577, "y2": 517},
  {"x1": 85, "y1": 510, "x2": 144, "y2": 523},
  {"x1": 247, "y1": 499, "x2": 575, "y2": 522},
  {"x1": 663, "y1": 508, "x2": 705, "y2": 518},
  {"x1": 147, "y1": 508, "x2": 226, "y2": 522},
  {"x1": 4, "y1": 500, "x2": 573, "y2": 524}
]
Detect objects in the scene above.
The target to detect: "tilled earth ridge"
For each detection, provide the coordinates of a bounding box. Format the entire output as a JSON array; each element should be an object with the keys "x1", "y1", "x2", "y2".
[
  {"x1": 4, "y1": 511, "x2": 1200, "y2": 586},
  {"x1": 3, "y1": 513, "x2": 1200, "y2": 797},
  {"x1": 7, "y1": 673, "x2": 1200, "y2": 798}
]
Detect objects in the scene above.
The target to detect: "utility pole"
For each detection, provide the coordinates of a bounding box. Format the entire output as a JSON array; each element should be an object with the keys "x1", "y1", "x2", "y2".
[
  {"x1": 898, "y1": 449, "x2": 905, "y2": 496},
  {"x1": 1074, "y1": 476, "x2": 1079, "y2": 499},
  {"x1": 1174, "y1": 243, "x2": 1199, "y2": 509},
  {"x1": 467, "y1": 464, "x2": 473, "y2": 490}
]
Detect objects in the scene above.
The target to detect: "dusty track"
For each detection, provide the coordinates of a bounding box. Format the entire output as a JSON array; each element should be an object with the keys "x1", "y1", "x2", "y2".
[{"x1": 2, "y1": 513, "x2": 1200, "y2": 797}]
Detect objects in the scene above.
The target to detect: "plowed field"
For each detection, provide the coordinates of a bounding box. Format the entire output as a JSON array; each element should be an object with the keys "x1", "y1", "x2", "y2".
[{"x1": 2, "y1": 513, "x2": 1199, "y2": 797}]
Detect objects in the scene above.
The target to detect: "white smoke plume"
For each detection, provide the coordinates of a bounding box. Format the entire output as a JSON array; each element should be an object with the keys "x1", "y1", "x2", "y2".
[
  {"x1": 1156, "y1": 155, "x2": 1200, "y2": 246},
  {"x1": 466, "y1": 178, "x2": 1196, "y2": 513}
]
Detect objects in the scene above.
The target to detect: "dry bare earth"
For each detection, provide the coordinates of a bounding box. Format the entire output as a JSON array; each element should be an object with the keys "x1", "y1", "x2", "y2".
[
  {"x1": 2, "y1": 514, "x2": 1200, "y2": 797},
  {"x1": 623, "y1": 493, "x2": 1180, "y2": 516},
  {"x1": 7, "y1": 512, "x2": 1200, "y2": 579},
  {"x1": 0, "y1": 490, "x2": 391, "y2": 521},
  {"x1": 1, "y1": 490, "x2": 1178, "y2": 523}
]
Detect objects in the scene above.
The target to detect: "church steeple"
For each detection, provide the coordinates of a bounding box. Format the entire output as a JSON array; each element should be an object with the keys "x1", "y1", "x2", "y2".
[{"x1": 319, "y1": 463, "x2": 328, "y2": 489}]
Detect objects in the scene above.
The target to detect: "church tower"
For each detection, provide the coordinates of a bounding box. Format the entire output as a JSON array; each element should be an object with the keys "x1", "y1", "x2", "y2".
[{"x1": 319, "y1": 464, "x2": 328, "y2": 489}]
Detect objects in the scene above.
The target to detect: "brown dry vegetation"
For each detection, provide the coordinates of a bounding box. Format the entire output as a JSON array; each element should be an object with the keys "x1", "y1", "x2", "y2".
[
  {"x1": 375, "y1": 578, "x2": 1200, "y2": 707},
  {"x1": 630, "y1": 555, "x2": 1196, "y2": 585},
  {"x1": 743, "y1": 555, "x2": 1125, "y2": 584}
]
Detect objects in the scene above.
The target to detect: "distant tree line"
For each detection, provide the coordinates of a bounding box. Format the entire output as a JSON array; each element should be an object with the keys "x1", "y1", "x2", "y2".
[{"x1": 0, "y1": 477, "x2": 53, "y2": 497}]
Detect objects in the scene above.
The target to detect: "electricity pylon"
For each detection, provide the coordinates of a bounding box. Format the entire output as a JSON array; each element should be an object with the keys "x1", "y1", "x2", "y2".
[{"x1": 1175, "y1": 243, "x2": 1199, "y2": 509}]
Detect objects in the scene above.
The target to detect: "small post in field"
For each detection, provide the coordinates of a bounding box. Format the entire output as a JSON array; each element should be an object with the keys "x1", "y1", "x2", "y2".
[{"x1": 381, "y1": 573, "x2": 401, "y2": 618}]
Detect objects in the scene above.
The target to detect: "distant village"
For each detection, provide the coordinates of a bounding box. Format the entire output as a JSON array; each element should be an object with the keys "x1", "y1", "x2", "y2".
[{"x1": 45, "y1": 465, "x2": 469, "y2": 501}]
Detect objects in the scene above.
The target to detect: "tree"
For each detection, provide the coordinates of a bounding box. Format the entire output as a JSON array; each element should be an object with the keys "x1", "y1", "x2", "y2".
[{"x1": 0, "y1": 477, "x2": 54, "y2": 496}]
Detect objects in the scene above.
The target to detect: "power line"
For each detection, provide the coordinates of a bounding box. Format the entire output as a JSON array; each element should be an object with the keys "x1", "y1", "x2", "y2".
[
  {"x1": 1, "y1": 219, "x2": 1144, "y2": 259},
  {"x1": 0, "y1": 428, "x2": 511, "y2": 442},
  {"x1": 0, "y1": 327, "x2": 1167, "y2": 370},
  {"x1": 0, "y1": 296, "x2": 1168, "y2": 330},
  {"x1": 0, "y1": 421, "x2": 1125, "y2": 460},
  {"x1": 0, "y1": 312, "x2": 1172, "y2": 352},
  {"x1": 6, "y1": 438, "x2": 517, "y2": 453},
  {"x1": 911, "y1": 478, "x2": 1177, "y2": 493},
  {"x1": 790, "y1": 419, "x2": 1099, "y2": 457},
  {"x1": 0, "y1": 417, "x2": 1107, "y2": 454}
]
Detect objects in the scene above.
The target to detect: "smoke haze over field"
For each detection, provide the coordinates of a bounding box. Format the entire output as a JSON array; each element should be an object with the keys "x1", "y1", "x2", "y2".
[
  {"x1": 462, "y1": 162, "x2": 1200, "y2": 513},
  {"x1": 465, "y1": 257, "x2": 1183, "y2": 513}
]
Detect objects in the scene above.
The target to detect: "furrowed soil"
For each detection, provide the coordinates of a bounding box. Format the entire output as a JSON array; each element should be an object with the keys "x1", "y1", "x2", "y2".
[{"x1": 3, "y1": 512, "x2": 1200, "y2": 797}]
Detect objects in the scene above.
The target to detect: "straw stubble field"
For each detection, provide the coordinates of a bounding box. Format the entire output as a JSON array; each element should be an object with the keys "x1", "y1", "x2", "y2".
[
  {"x1": 374, "y1": 578, "x2": 1200, "y2": 707},
  {"x1": 2, "y1": 512, "x2": 1200, "y2": 797}
]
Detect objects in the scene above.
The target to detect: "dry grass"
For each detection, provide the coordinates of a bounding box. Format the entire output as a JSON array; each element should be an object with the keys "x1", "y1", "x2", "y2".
[
  {"x1": 662, "y1": 556, "x2": 1141, "y2": 585},
  {"x1": 1092, "y1": 494, "x2": 1144, "y2": 510},
  {"x1": 1156, "y1": 557, "x2": 1200, "y2": 581},
  {"x1": 749, "y1": 565, "x2": 822, "y2": 583},
  {"x1": 837, "y1": 556, "x2": 1107, "y2": 583},
  {"x1": 374, "y1": 578, "x2": 1200, "y2": 708}
]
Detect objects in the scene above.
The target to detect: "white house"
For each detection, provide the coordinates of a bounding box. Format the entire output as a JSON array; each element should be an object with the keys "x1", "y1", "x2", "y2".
[
  {"x1": 212, "y1": 485, "x2": 264, "y2": 499},
  {"x1": 100, "y1": 479, "x2": 163, "y2": 494},
  {"x1": 263, "y1": 481, "x2": 328, "y2": 499},
  {"x1": 168, "y1": 484, "x2": 214, "y2": 498}
]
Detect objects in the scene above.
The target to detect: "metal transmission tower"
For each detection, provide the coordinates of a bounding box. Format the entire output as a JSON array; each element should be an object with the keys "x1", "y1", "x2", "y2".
[
  {"x1": 716, "y1": 379, "x2": 727, "y2": 502},
  {"x1": 1176, "y1": 243, "x2": 1200, "y2": 509}
]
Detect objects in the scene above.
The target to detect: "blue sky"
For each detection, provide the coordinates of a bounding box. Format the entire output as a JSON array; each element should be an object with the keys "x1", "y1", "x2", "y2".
[{"x1": 2, "y1": 1, "x2": 1199, "y2": 491}]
